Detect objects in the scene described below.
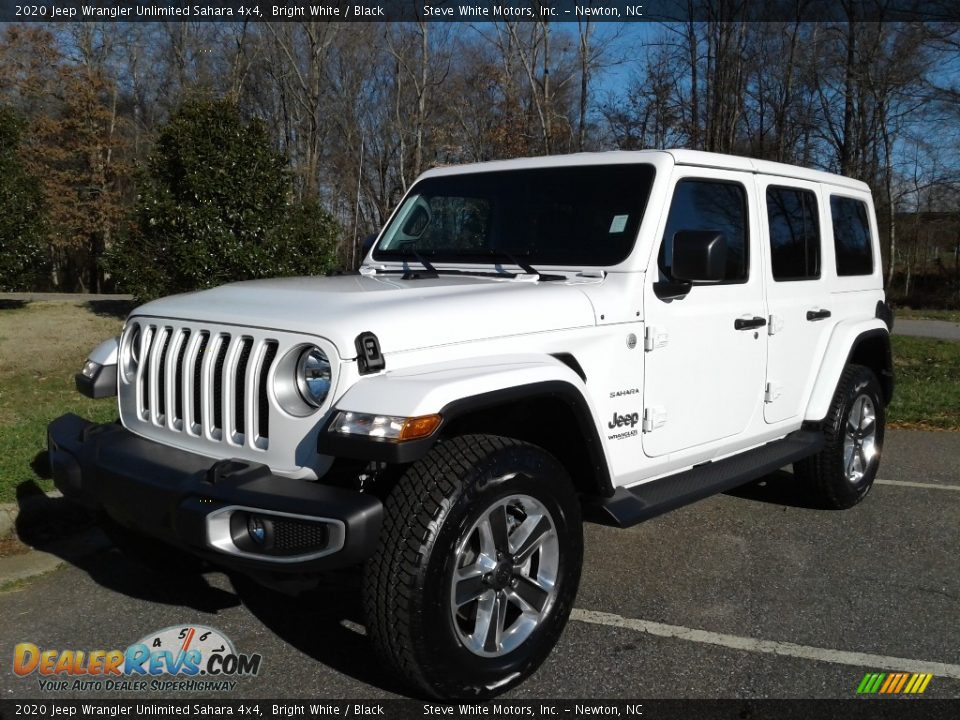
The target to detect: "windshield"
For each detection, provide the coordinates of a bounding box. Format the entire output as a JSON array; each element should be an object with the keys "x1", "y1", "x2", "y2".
[{"x1": 373, "y1": 164, "x2": 656, "y2": 267}]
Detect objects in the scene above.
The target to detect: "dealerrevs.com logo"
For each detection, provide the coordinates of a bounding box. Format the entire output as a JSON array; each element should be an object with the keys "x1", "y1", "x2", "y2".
[{"x1": 13, "y1": 625, "x2": 262, "y2": 692}]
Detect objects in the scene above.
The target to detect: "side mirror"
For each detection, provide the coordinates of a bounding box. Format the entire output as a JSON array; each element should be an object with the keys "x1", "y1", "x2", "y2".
[{"x1": 671, "y1": 230, "x2": 727, "y2": 283}]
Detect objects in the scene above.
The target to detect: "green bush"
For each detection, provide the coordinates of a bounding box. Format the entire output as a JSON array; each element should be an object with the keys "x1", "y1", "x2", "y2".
[
  {"x1": 0, "y1": 107, "x2": 49, "y2": 291},
  {"x1": 108, "y1": 100, "x2": 340, "y2": 300}
]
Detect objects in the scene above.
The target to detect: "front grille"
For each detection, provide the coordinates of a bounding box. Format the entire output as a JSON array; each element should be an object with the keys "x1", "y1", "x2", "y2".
[{"x1": 131, "y1": 323, "x2": 280, "y2": 449}]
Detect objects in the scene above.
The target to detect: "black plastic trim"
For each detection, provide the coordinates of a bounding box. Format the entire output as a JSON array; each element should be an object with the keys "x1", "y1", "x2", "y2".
[
  {"x1": 46, "y1": 413, "x2": 382, "y2": 574},
  {"x1": 584, "y1": 430, "x2": 824, "y2": 528},
  {"x1": 875, "y1": 300, "x2": 895, "y2": 331},
  {"x1": 317, "y1": 380, "x2": 614, "y2": 497},
  {"x1": 355, "y1": 331, "x2": 385, "y2": 374},
  {"x1": 317, "y1": 431, "x2": 437, "y2": 464},
  {"x1": 734, "y1": 316, "x2": 767, "y2": 330},
  {"x1": 846, "y1": 327, "x2": 895, "y2": 406},
  {"x1": 75, "y1": 364, "x2": 117, "y2": 399},
  {"x1": 551, "y1": 353, "x2": 587, "y2": 383}
]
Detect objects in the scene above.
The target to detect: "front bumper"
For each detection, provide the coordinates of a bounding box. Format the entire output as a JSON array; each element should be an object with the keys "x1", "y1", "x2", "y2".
[{"x1": 47, "y1": 413, "x2": 382, "y2": 575}]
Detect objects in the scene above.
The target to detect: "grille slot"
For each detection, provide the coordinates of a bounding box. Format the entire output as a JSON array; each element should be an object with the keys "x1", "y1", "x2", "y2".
[
  {"x1": 173, "y1": 330, "x2": 190, "y2": 424},
  {"x1": 131, "y1": 323, "x2": 279, "y2": 451},
  {"x1": 234, "y1": 338, "x2": 253, "y2": 436},
  {"x1": 155, "y1": 330, "x2": 172, "y2": 420},
  {"x1": 192, "y1": 332, "x2": 209, "y2": 429},
  {"x1": 212, "y1": 338, "x2": 229, "y2": 433},
  {"x1": 258, "y1": 342, "x2": 278, "y2": 440}
]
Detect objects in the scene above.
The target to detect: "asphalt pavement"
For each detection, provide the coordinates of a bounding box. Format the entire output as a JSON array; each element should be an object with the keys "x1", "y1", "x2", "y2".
[
  {"x1": 892, "y1": 319, "x2": 960, "y2": 341},
  {"x1": 1, "y1": 428, "x2": 958, "y2": 700}
]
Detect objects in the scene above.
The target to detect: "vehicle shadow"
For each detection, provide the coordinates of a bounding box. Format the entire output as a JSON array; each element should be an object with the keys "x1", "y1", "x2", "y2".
[
  {"x1": 231, "y1": 572, "x2": 409, "y2": 696},
  {"x1": 13, "y1": 480, "x2": 241, "y2": 613},
  {"x1": 724, "y1": 469, "x2": 822, "y2": 510},
  {"x1": 0, "y1": 299, "x2": 27, "y2": 310},
  {"x1": 13, "y1": 480, "x2": 405, "y2": 693}
]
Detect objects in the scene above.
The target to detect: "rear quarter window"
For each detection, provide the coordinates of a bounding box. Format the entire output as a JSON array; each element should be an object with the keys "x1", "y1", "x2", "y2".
[{"x1": 830, "y1": 196, "x2": 874, "y2": 276}]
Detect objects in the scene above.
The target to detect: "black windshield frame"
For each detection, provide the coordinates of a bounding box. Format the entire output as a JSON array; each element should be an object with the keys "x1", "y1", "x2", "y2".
[{"x1": 373, "y1": 164, "x2": 656, "y2": 268}]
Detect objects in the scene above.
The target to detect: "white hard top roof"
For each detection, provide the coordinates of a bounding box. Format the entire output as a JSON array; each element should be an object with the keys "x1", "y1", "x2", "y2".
[{"x1": 419, "y1": 149, "x2": 870, "y2": 193}]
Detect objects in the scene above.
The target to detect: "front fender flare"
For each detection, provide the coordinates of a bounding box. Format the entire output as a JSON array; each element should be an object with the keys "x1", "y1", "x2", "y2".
[{"x1": 318, "y1": 354, "x2": 613, "y2": 494}]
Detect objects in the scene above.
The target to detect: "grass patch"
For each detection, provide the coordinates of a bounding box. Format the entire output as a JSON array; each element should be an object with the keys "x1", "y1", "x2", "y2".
[
  {"x1": 894, "y1": 308, "x2": 960, "y2": 323},
  {"x1": 888, "y1": 335, "x2": 960, "y2": 431},
  {"x1": 0, "y1": 303, "x2": 123, "y2": 503}
]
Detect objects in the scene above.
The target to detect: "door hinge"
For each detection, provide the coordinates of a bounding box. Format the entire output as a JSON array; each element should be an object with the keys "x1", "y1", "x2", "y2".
[
  {"x1": 765, "y1": 382, "x2": 783, "y2": 403},
  {"x1": 768, "y1": 314, "x2": 784, "y2": 335},
  {"x1": 644, "y1": 326, "x2": 669, "y2": 352},
  {"x1": 642, "y1": 406, "x2": 667, "y2": 433}
]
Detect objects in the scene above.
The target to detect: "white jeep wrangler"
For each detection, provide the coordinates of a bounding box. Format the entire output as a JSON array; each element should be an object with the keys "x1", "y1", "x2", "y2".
[{"x1": 49, "y1": 149, "x2": 894, "y2": 698}]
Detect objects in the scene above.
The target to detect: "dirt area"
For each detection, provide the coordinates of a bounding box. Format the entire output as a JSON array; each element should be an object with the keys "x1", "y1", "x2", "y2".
[
  {"x1": 0, "y1": 535, "x2": 30, "y2": 558},
  {"x1": 0, "y1": 301, "x2": 127, "y2": 377}
]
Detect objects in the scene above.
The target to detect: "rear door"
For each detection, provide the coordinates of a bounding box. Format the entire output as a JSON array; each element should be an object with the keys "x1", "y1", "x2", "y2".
[
  {"x1": 641, "y1": 168, "x2": 766, "y2": 458},
  {"x1": 759, "y1": 179, "x2": 833, "y2": 424}
]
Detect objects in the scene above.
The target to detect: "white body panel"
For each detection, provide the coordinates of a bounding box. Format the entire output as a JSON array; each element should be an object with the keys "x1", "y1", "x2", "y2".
[{"x1": 110, "y1": 149, "x2": 886, "y2": 492}]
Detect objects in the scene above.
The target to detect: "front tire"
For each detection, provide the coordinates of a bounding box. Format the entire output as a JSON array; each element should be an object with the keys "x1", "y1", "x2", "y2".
[
  {"x1": 795, "y1": 364, "x2": 885, "y2": 509},
  {"x1": 363, "y1": 434, "x2": 583, "y2": 698}
]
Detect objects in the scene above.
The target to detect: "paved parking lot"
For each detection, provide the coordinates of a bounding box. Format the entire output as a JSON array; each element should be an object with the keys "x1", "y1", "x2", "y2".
[{"x1": 1, "y1": 428, "x2": 958, "y2": 700}]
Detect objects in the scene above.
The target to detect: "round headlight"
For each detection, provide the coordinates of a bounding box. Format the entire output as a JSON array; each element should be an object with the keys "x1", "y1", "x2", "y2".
[{"x1": 296, "y1": 346, "x2": 331, "y2": 407}]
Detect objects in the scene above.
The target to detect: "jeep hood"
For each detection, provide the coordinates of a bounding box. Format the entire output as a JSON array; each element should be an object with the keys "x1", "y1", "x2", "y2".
[{"x1": 132, "y1": 274, "x2": 598, "y2": 358}]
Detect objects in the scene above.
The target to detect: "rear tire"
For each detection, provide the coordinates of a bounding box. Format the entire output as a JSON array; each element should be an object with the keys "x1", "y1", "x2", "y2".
[
  {"x1": 795, "y1": 364, "x2": 884, "y2": 509},
  {"x1": 363, "y1": 434, "x2": 582, "y2": 698}
]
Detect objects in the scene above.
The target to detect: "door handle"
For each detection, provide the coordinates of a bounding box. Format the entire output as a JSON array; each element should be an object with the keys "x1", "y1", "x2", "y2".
[
  {"x1": 734, "y1": 316, "x2": 767, "y2": 330},
  {"x1": 806, "y1": 309, "x2": 832, "y2": 321}
]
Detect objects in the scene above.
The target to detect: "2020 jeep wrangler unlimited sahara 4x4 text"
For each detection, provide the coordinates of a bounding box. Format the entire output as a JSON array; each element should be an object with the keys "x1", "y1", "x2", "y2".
[{"x1": 49, "y1": 150, "x2": 894, "y2": 698}]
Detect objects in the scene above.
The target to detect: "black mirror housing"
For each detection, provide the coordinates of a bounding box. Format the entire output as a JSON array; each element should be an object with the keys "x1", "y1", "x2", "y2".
[{"x1": 671, "y1": 231, "x2": 727, "y2": 283}]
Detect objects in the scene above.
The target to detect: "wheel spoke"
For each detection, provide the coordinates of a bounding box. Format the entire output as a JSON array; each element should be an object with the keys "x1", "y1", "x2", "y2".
[
  {"x1": 489, "y1": 504, "x2": 509, "y2": 553},
  {"x1": 455, "y1": 570, "x2": 488, "y2": 607},
  {"x1": 471, "y1": 589, "x2": 497, "y2": 649},
  {"x1": 856, "y1": 447, "x2": 867, "y2": 475},
  {"x1": 509, "y1": 575, "x2": 550, "y2": 614},
  {"x1": 483, "y1": 591, "x2": 508, "y2": 653},
  {"x1": 510, "y1": 515, "x2": 552, "y2": 563},
  {"x1": 476, "y1": 516, "x2": 496, "y2": 558},
  {"x1": 844, "y1": 446, "x2": 857, "y2": 477},
  {"x1": 860, "y1": 414, "x2": 875, "y2": 435},
  {"x1": 847, "y1": 397, "x2": 863, "y2": 435}
]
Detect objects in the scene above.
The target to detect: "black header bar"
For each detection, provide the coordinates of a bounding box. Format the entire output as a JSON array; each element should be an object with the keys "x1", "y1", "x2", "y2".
[
  {"x1": 1, "y1": 0, "x2": 958, "y2": 23},
  {"x1": 0, "y1": 700, "x2": 959, "y2": 720}
]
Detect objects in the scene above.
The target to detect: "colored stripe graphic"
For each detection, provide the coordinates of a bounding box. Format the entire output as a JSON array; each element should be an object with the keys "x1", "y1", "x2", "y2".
[{"x1": 858, "y1": 672, "x2": 932, "y2": 694}]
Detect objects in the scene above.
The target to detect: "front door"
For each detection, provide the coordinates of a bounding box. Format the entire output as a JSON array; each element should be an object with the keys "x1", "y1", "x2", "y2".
[{"x1": 642, "y1": 169, "x2": 766, "y2": 458}]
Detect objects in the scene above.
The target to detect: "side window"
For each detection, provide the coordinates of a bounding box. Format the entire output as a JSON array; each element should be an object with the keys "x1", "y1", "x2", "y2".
[
  {"x1": 766, "y1": 186, "x2": 820, "y2": 281},
  {"x1": 830, "y1": 196, "x2": 874, "y2": 276},
  {"x1": 659, "y1": 179, "x2": 748, "y2": 283}
]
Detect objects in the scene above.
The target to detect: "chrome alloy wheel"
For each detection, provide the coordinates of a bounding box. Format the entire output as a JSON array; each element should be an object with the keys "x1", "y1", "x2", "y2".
[
  {"x1": 450, "y1": 492, "x2": 560, "y2": 658},
  {"x1": 843, "y1": 394, "x2": 877, "y2": 484}
]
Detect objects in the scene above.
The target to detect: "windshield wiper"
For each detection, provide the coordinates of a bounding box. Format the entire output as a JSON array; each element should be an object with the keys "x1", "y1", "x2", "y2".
[
  {"x1": 485, "y1": 250, "x2": 565, "y2": 281},
  {"x1": 397, "y1": 245, "x2": 439, "y2": 278}
]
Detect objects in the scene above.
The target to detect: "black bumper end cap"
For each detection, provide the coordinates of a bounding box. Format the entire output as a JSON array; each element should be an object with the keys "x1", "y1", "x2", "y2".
[{"x1": 75, "y1": 364, "x2": 117, "y2": 399}]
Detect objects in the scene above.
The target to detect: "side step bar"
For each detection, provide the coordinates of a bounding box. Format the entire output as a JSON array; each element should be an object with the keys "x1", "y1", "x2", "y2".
[{"x1": 585, "y1": 430, "x2": 824, "y2": 528}]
